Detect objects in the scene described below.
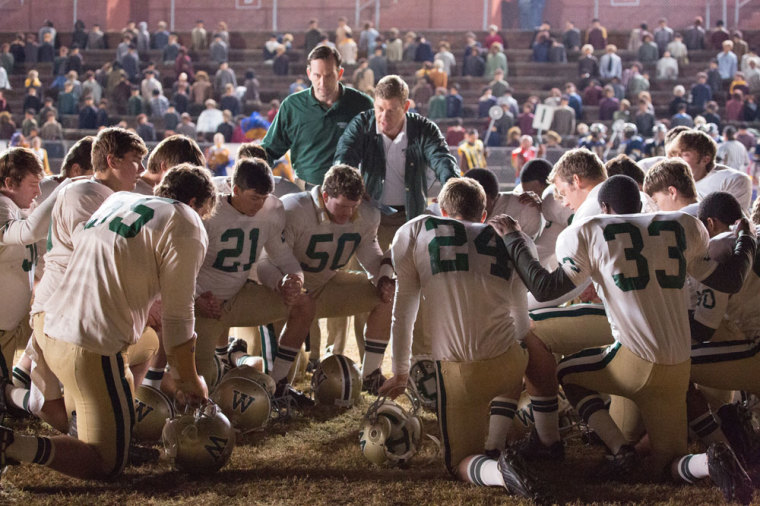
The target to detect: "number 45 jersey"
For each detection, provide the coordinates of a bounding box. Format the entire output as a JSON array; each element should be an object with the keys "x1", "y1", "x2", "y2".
[
  {"x1": 391, "y1": 215, "x2": 526, "y2": 375},
  {"x1": 556, "y1": 212, "x2": 715, "y2": 366},
  {"x1": 44, "y1": 192, "x2": 208, "y2": 356}
]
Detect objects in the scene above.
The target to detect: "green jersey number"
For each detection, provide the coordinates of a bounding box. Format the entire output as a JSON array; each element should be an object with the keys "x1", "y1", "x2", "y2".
[
  {"x1": 84, "y1": 198, "x2": 168, "y2": 238},
  {"x1": 301, "y1": 233, "x2": 361, "y2": 273},
  {"x1": 212, "y1": 228, "x2": 259, "y2": 273},
  {"x1": 426, "y1": 217, "x2": 512, "y2": 280},
  {"x1": 21, "y1": 244, "x2": 37, "y2": 272},
  {"x1": 602, "y1": 220, "x2": 686, "y2": 292}
]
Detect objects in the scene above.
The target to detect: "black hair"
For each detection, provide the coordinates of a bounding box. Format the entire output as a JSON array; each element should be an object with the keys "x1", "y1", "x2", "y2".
[
  {"x1": 597, "y1": 175, "x2": 641, "y2": 214},
  {"x1": 698, "y1": 191, "x2": 742, "y2": 226},
  {"x1": 463, "y1": 168, "x2": 499, "y2": 199},
  {"x1": 520, "y1": 159, "x2": 553, "y2": 187}
]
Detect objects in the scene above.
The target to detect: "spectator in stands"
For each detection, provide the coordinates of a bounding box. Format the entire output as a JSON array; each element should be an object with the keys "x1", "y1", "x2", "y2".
[
  {"x1": 703, "y1": 100, "x2": 721, "y2": 128},
  {"x1": 598, "y1": 85, "x2": 619, "y2": 121},
  {"x1": 273, "y1": 45, "x2": 290, "y2": 76},
  {"x1": 28, "y1": 135, "x2": 50, "y2": 175},
  {"x1": 206, "y1": 132, "x2": 231, "y2": 176},
  {"x1": 175, "y1": 47, "x2": 194, "y2": 81},
  {"x1": 747, "y1": 60, "x2": 760, "y2": 94},
  {"x1": 38, "y1": 32, "x2": 55, "y2": 63},
  {"x1": 175, "y1": 113, "x2": 197, "y2": 140},
  {"x1": 652, "y1": 18, "x2": 673, "y2": 56},
  {"x1": 626, "y1": 63, "x2": 649, "y2": 100},
  {"x1": 446, "y1": 84, "x2": 463, "y2": 118},
  {"x1": 726, "y1": 90, "x2": 745, "y2": 122},
  {"x1": 127, "y1": 86, "x2": 142, "y2": 115},
  {"x1": 39, "y1": 111, "x2": 62, "y2": 140},
  {"x1": 428, "y1": 60, "x2": 448, "y2": 89},
  {"x1": 115, "y1": 34, "x2": 132, "y2": 64},
  {"x1": 0, "y1": 91, "x2": 11, "y2": 114},
  {"x1": 135, "y1": 113, "x2": 156, "y2": 141},
  {"x1": 0, "y1": 44, "x2": 13, "y2": 76},
  {"x1": 192, "y1": 20, "x2": 208, "y2": 51},
  {"x1": 435, "y1": 42, "x2": 456, "y2": 76},
  {"x1": 737, "y1": 123, "x2": 757, "y2": 151},
  {"x1": 0, "y1": 111, "x2": 15, "y2": 139},
  {"x1": 445, "y1": 117, "x2": 466, "y2": 146},
  {"x1": 517, "y1": 102, "x2": 535, "y2": 136},
  {"x1": 383, "y1": 28, "x2": 401, "y2": 63},
  {"x1": 582, "y1": 79, "x2": 603, "y2": 106},
  {"x1": 633, "y1": 99, "x2": 655, "y2": 137},
  {"x1": 216, "y1": 109, "x2": 235, "y2": 142},
  {"x1": 718, "y1": 40, "x2": 738, "y2": 86},
  {"x1": 87, "y1": 23, "x2": 105, "y2": 49},
  {"x1": 484, "y1": 24, "x2": 504, "y2": 49},
  {"x1": 564, "y1": 82, "x2": 583, "y2": 120},
  {"x1": 78, "y1": 96, "x2": 98, "y2": 129},
  {"x1": 239, "y1": 69, "x2": 261, "y2": 105},
  {"x1": 214, "y1": 21, "x2": 230, "y2": 44},
  {"x1": 214, "y1": 62, "x2": 237, "y2": 98},
  {"x1": 730, "y1": 72, "x2": 750, "y2": 96},
  {"x1": 289, "y1": 76, "x2": 306, "y2": 94},
  {"x1": 543, "y1": 87, "x2": 561, "y2": 108},
  {"x1": 351, "y1": 58, "x2": 374, "y2": 94},
  {"x1": 578, "y1": 44, "x2": 598, "y2": 78},
  {"x1": 586, "y1": 18, "x2": 607, "y2": 50},
  {"x1": 21, "y1": 109, "x2": 37, "y2": 136},
  {"x1": 337, "y1": 29, "x2": 357, "y2": 65},
  {"x1": 667, "y1": 33, "x2": 688, "y2": 65},
  {"x1": 149, "y1": 89, "x2": 169, "y2": 119},
  {"x1": 718, "y1": 125, "x2": 750, "y2": 171},
  {"x1": 368, "y1": 47, "x2": 388, "y2": 84},
  {"x1": 511, "y1": 135, "x2": 537, "y2": 178},
  {"x1": 627, "y1": 22, "x2": 647, "y2": 55},
  {"x1": 656, "y1": 50, "x2": 678, "y2": 80},
  {"x1": 402, "y1": 31, "x2": 418, "y2": 61},
  {"x1": 358, "y1": 21, "x2": 379, "y2": 57},
  {"x1": 427, "y1": 87, "x2": 447, "y2": 120},
  {"x1": 266, "y1": 99, "x2": 279, "y2": 123},
  {"x1": 671, "y1": 103, "x2": 694, "y2": 128},
  {"x1": 551, "y1": 95, "x2": 576, "y2": 136},
  {"x1": 219, "y1": 83, "x2": 241, "y2": 117},
  {"x1": 64, "y1": 71, "x2": 82, "y2": 101},
  {"x1": 563, "y1": 21, "x2": 581, "y2": 52},
  {"x1": 22, "y1": 88, "x2": 41, "y2": 115},
  {"x1": 683, "y1": 16, "x2": 705, "y2": 51},
  {"x1": 668, "y1": 84, "x2": 688, "y2": 116},
  {"x1": 485, "y1": 42, "x2": 507, "y2": 79},
  {"x1": 549, "y1": 38, "x2": 568, "y2": 63},
  {"x1": 197, "y1": 98, "x2": 224, "y2": 140},
  {"x1": 303, "y1": 19, "x2": 322, "y2": 55},
  {"x1": 121, "y1": 44, "x2": 140, "y2": 82},
  {"x1": 409, "y1": 78, "x2": 432, "y2": 115},
  {"x1": 458, "y1": 129, "x2": 487, "y2": 171},
  {"x1": 743, "y1": 94, "x2": 758, "y2": 122},
  {"x1": 9, "y1": 33, "x2": 25, "y2": 66},
  {"x1": 161, "y1": 104, "x2": 179, "y2": 132},
  {"x1": 414, "y1": 34, "x2": 434, "y2": 63},
  {"x1": 637, "y1": 33, "x2": 658, "y2": 63},
  {"x1": 135, "y1": 22, "x2": 150, "y2": 53},
  {"x1": 151, "y1": 21, "x2": 169, "y2": 50},
  {"x1": 57, "y1": 82, "x2": 77, "y2": 116},
  {"x1": 599, "y1": 44, "x2": 622, "y2": 82},
  {"x1": 335, "y1": 17, "x2": 350, "y2": 47},
  {"x1": 141, "y1": 69, "x2": 162, "y2": 103},
  {"x1": 96, "y1": 99, "x2": 110, "y2": 127},
  {"x1": 532, "y1": 32, "x2": 551, "y2": 63},
  {"x1": 462, "y1": 46, "x2": 485, "y2": 77},
  {"x1": 81, "y1": 71, "x2": 102, "y2": 105},
  {"x1": 210, "y1": 33, "x2": 229, "y2": 64},
  {"x1": 159, "y1": 33, "x2": 179, "y2": 64},
  {"x1": 704, "y1": 59, "x2": 722, "y2": 98},
  {"x1": 710, "y1": 20, "x2": 730, "y2": 50}
]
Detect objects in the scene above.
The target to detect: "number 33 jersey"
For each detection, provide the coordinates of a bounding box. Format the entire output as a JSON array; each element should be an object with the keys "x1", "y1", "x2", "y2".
[
  {"x1": 44, "y1": 192, "x2": 208, "y2": 355},
  {"x1": 556, "y1": 212, "x2": 715, "y2": 365},
  {"x1": 390, "y1": 215, "x2": 526, "y2": 374}
]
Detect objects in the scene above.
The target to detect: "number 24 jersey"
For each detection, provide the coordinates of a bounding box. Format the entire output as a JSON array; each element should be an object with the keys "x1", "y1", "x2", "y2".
[{"x1": 556, "y1": 212, "x2": 715, "y2": 365}]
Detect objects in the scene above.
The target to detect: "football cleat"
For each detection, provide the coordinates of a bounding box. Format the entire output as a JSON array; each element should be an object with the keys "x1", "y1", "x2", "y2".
[
  {"x1": 311, "y1": 354, "x2": 362, "y2": 408},
  {"x1": 162, "y1": 400, "x2": 236, "y2": 475},
  {"x1": 361, "y1": 369, "x2": 387, "y2": 396},
  {"x1": 515, "y1": 428, "x2": 565, "y2": 462},
  {"x1": 0, "y1": 426, "x2": 18, "y2": 469},
  {"x1": 271, "y1": 378, "x2": 314, "y2": 420},
  {"x1": 718, "y1": 402, "x2": 760, "y2": 466},
  {"x1": 306, "y1": 358, "x2": 320, "y2": 374},
  {"x1": 133, "y1": 385, "x2": 176, "y2": 443},
  {"x1": 128, "y1": 443, "x2": 161, "y2": 467},
  {"x1": 359, "y1": 396, "x2": 423, "y2": 466},
  {"x1": 211, "y1": 376, "x2": 270, "y2": 433},
  {"x1": 593, "y1": 444, "x2": 638, "y2": 482},
  {"x1": 221, "y1": 338, "x2": 248, "y2": 374},
  {"x1": 407, "y1": 358, "x2": 437, "y2": 411},
  {"x1": 707, "y1": 442, "x2": 754, "y2": 505},
  {"x1": 498, "y1": 447, "x2": 545, "y2": 502}
]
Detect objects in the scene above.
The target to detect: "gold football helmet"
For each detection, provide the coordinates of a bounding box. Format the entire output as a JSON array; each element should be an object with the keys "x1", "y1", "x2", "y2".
[
  {"x1": 359, "y1": 396, "x2": 423, "y2": 466},
  {"x1": 133, "y1": 385, "x2": 175, "y2": 443},
  {"x1": 211, "y1": 376, "x2": 271, "y2": 433},
  {"x1": 221, "y1": 365, "x2": 277, "y2": 397},
  {"x1": 311, "y1": 354, "x2": 362, "y2": 408}
]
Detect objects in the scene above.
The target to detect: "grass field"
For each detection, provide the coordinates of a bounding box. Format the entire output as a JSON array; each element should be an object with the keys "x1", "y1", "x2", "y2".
[{"x1": 0, "y1": 321, "x2": 755, "y2": 505}]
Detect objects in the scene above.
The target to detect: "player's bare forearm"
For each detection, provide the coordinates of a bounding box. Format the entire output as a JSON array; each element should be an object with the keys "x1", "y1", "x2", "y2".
[{"x1": 166, "y1": 335, "x2": 208, "y2": 406}]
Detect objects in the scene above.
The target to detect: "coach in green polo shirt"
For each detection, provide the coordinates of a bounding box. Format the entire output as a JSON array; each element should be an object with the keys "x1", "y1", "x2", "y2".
[{"x1": 262, "y1": 45, "x2": 373, "y2": 188}]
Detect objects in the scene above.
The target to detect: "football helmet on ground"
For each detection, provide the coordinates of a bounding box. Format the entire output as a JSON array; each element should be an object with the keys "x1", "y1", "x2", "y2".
[
  {"x1": 312, "y1": 354, "x2": 362, "y2": 408},
  {"x1": 407, "y1": 357, "x2": 437, "y2": 411},
  {"x1": 359, "y1": 396, "x2": 423, "y2": 466},
  {"x1": 133, "y1": 385, "x2": 176, "y2": 443},
  {"x1": 211, "y1": 376, "x2": 271, "y2": 433}
]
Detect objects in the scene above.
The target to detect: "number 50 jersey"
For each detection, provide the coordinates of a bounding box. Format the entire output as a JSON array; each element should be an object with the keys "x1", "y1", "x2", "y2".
[
  {"x1": 390, "y1": 215, "x2": 527, "y2": 375},
  {"x1": 556, "y1": 212, "x2": 715, "y2": 366},
  {"x1": 44, "y1": 192, "x2": 208, "y2": 356}
]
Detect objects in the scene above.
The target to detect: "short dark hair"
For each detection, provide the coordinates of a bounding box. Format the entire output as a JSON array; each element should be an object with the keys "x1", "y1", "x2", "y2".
[
  {"x1": 520, "y1": 159, "x2": 553, "y2": 188},
  {"x1": 307, "y1": 45, "x2": 341, "y2": 68},
  {"x1": 154, "y1": 163, "x2": 216, "y2": 213},
  {"x1": 146, "y1": 134, "x2": 204, "y2": 174},
  {"x1": 698, "y1": 191, "x2": 742, "y2": 226},
  {"x1": 236, "y1": 143, "x2": 268, "y2": 160},
  {"x1": 231, "y1": 157, "x2": 274, "y2": 195},
  {"x1": 605, "y1": 154, "x2": 644, "y2": 186},
  {"x1": 464, "y1": 168, "x2": 499, "y2": 199},
  {"x1": 597, "y1": 175, "x2": 641, "y2": 214},
  {"x1": 643, "y1": 158, "x2": 697, "y2": 199},
  {"x1": 322, "y1": 164, "x2": 364, "y2": 201},
  {"x1": 0, "y1": 147, "x2": 43, "y2": 186},
  {"x1": 61, "y1": 135, "x2": 95, "y2": 177},
  {"x1": 439, "y1": 178, "x2": 486, "y2": 222}
]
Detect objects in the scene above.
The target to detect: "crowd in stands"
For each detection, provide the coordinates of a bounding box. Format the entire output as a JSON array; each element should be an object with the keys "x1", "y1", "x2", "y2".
[{"x1": 0, "y1": 15, "x2": 758, "y2": 179}]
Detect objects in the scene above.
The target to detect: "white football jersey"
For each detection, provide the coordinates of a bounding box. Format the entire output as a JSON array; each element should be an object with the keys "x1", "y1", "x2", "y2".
[
  {"x1": 535, "y1": 187, "x2": 573, "y2": 268},
  {"x1": 44, "y1": 192, "x2": 208, "y2": 355},
  {"x1": 34, "y1": 176, "x2": 63, "y2": 278},
  {"x1": 258, "y1": 187, "x2": 387, "y2": 292},
  {"x1": 0, "y1": 195, "x2": 38, "y2": 330},
  {"x1": 197, "y1": 194, "x2": 300, "y2": 301},
  {"x1": 133, "y1": 177, "x2": 155, "y2": 196},
  {"x1": 490, "y1": 192, "x2": 543, "y2": 239},
  {"x1": 695, "y1": 165, "x2": 752, "y2": 213},
  {"x1": 32, "y1": 178, "x2": 113, "y2": 315},
  {"x1": 556, "y1": 212, "x2": 715, "y2": 364},
  {"x1": 390, "y1": 215, "x2": 525, "y2": 375}
]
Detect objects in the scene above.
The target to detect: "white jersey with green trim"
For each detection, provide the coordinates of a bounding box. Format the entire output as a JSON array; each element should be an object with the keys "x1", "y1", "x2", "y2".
[
  {"x1": 490, "y1": 192, "x2": 543, "y2": 239},
  {"x1": 44, "y1": 192, "x2": 208, "y2": 355},
  {"x1": 33, "y1": 176, "x2": 63, "y2": 279},
  {"x1": 556, "y1": 211, "x2": 715, "y2": 365},
  {"x1": 0, "y1": 195, "x2": 37, "y2": 330},
  {"x1": 197, "y1": 194, "x2": 301, "y2": 301},
  {"x1": 258, "y1": 186, "x2": 387, "y2": 292},
  {"x1": 390, "y1": 215, "x2": 524, "y2": 375},
  {"x1": 32, "y1": 178, "x2": 113, "y2": 316}
]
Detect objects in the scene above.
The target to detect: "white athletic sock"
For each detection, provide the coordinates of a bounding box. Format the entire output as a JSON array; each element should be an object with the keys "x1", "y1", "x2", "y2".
[
  {"x1": 362, "y1": 338, "x2": 387, "y2": 377},
  {"x1": 6, "y1": 432, "x2": 54, "y2": 465},
  {"x1": 11, "y1": 364, "x2": 31, "y2": 389},
  {"x1": 271, "y1": 345, "x2": 299, "y2": 383},
  {"x1": 530, "y1": 395, "x2": 560, "y2": 445},
  {"x1": 690, "y1": 412, "x2": 728, "y2": 446},
  {"x1": 676, "y1": 453, "x2": 709, "y2": 482},
  {"x1": 587, "y1": 409, "x2": 628, "y2": 455},
  {"x1": 6, "y1": 384, "x2": 30, "y2": 413},
  {"x1": 235, "y1": 354, "x2": 264, "y2": 370},
  {"x1": 485, "y1": 397, "x2": 517, "y2": 451},
  {"x1": 464, "y1": 455, "x2": 505, "y2": 487},
  {"x1": 141, "y1": 367, "x2": 165, "y2": 388}
]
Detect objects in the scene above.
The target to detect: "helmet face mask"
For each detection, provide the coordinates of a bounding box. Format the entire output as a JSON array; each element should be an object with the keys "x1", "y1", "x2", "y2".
[
  {"x1": 407, "y1": 358, "x2": 437, "y2": 411},
  {"x1": 359, "y1": 396, "x2": 423, "y2": 466},
  {"x1": 162, "y1": 400, "x2": 236, "y2": 474},
  {"x1": 312, "y1": 354, "x2": 362, "y2": 408}
]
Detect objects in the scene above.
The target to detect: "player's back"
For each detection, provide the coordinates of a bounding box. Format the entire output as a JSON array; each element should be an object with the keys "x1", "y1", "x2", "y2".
[
  {"x1": 560, "y1": 211, "x2": 712, "y2": 364},
  {"x1": 394, "y1": 214, "x2": 522, "y2": 362},
  {"x1": 44, "y1": 192, "x2": 207, "y2": 355}
]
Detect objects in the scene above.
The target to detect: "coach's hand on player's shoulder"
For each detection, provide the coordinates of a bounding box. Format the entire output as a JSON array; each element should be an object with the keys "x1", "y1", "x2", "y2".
[
  {"x1": 377, "y1": 276, "x2": 395, "y2": 303},
  {"x1": 378, "y1": 373, "x2": 408, "y2": 399},
  {"x1": 278, "y1": 274, "x2": 304, "y2": 306},
  {"x1": 488, "y1": 214, "x2": 521, "y2": 236},
  {"x1": 518, "y1": 191, "x2": 542, "y2": 210},
  {"x1": 195, "y1": 291, "x2": 223, "y2": 319}
]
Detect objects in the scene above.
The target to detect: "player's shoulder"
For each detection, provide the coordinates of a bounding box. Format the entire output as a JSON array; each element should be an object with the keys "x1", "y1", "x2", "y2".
[
  {"x1": 281, "y1": 190, "x2": 312, "y2": 211},
  {"x1": 357, "y1": 199, "x2": 380, "y2": 226}
]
